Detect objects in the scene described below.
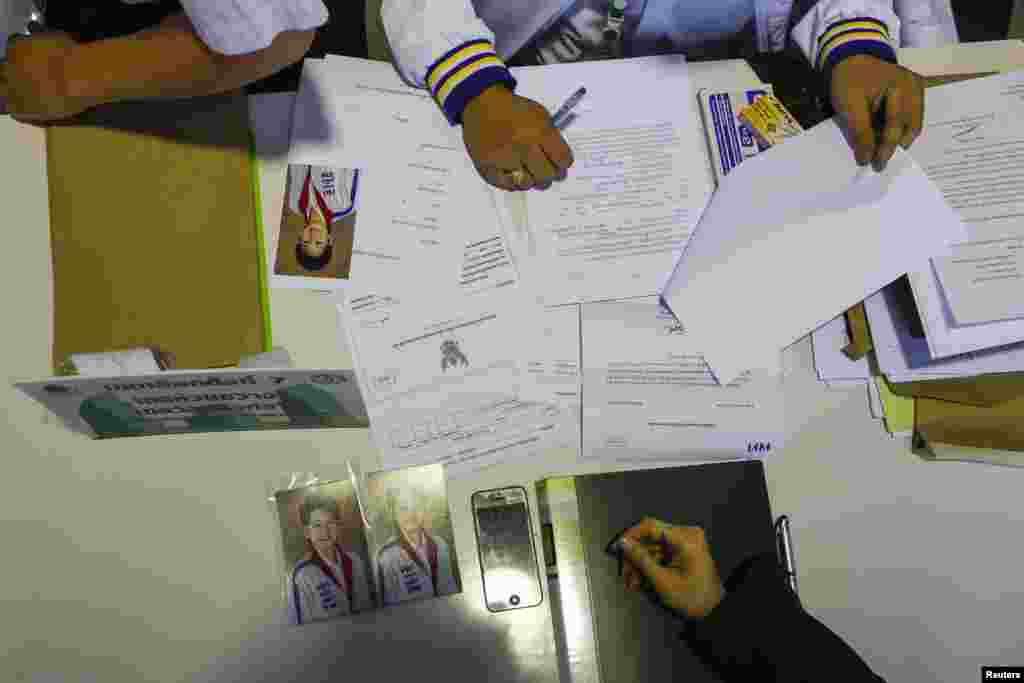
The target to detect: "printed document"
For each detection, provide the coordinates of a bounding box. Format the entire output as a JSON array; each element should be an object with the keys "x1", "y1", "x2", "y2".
[
  {"x1": 934, "y1": 237, "x2": 1024, "y2": 325},
  {"x1": 519, "y1": 304, "x2": 582, "y2": 450},
  {"x1": 290, "y1": 57, "x2": 523, "y2": 297},
  {"x1": 662, "y1": 119, "x2": 966, "y2": 385},
  {"x1": 581, "y1": 298, "x2": 783, "y2": 461},
  {"x1": 508, "y1": 57, "x2": 714, "y2": 305},
  {"x1": 348, "y1": 148, "x2": 517, "y2": 295},
  {"x1": 908, "y1": 70, "x2": 1024, "y2": 355},
  {"x1": 339, "y1": 287, "x2": 574, "y2": 473}
]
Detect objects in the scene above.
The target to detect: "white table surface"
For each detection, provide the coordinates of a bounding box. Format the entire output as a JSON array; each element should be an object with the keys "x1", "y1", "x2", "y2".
[{"x1": 3, "y1": 45, "x2": 1024, "y2": 683}]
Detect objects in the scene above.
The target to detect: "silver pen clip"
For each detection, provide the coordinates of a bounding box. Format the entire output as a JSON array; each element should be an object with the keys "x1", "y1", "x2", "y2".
[{"x1": 775, "y1": 515, "x2": 799, "y2": 599}]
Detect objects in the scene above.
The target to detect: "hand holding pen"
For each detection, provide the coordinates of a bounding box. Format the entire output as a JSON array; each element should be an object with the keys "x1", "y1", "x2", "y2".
[
  {"x1": 461, "y1": 85, "x2": 584, "y2": 192},
  {"x1": 612, "y1": 517, "x2": 726, "y2": 619}
]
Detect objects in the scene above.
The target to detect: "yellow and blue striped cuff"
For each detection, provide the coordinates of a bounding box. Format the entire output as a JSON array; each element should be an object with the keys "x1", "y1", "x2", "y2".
[
  {"x1": 425, "y1": 39, "x2": 516, "y2": 125},
  {"x1": 816, "y1": 18, "x2": 896, "y2": 72}
]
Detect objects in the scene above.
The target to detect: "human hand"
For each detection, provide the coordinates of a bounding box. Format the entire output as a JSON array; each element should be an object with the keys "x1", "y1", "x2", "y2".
[
  {"x1": 619, "y1": 518, "x2": 725, "y2": 620},
  {"x1": 4, "y1": 32, "x2": 92, "y2": 122},
  {"x1": 461, "y1": 84, "x2": 574, "y2": 191},
  {"x1": 831, "y1": 54, "x2": 924, "y2": 172}
]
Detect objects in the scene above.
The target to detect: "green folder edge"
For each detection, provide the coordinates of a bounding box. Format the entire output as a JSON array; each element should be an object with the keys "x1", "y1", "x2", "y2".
[
  {"x1": 874, "y1": 376, "x2": 914, "y2": 434},
  {"x1": 249, "y1": 131, "x2": 273, "y2": 352}
]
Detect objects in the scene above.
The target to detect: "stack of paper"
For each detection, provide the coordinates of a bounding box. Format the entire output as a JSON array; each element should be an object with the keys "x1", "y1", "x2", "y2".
[
  {"x1": 865, "y1": 284, "x2": 1024, "y2": 384},
  {"x1": 807, "y1": 310, "x2": 908, "y2": 434},
  {"x1": 820, "y1": 72, "x2": 1024, "y2": 453},
  {"x1": 283, "y1": 54, "x2": 789, "y2": 475},
  {"x1": 811, "y1": 316, "x2": 872, "y2": 386},
  {"x1": 658, "y1": 70, "x2": 1024, "y2": 453},
  {"x1": 906, "y1": 70, "x2": 1024, "y2": 358},
  {"x1": 661, "y1": 117, "x2": 967, "y2": 384},
  {"x1": 810, "y1": 316, "x2": 883, "y2": 419},
  {"x1": 289, "y1": 57, "x2": 577, "y2": 474}
]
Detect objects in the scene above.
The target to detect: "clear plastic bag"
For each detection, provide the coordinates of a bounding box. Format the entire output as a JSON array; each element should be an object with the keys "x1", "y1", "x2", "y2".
[
  {"x1": 267, "y1": 461, "x2": 463, "y2": 625},
  {"x1": 266, "y1": 464, "x2": 375, "y2": 626},
  {"x1": 361, "y1": 463, "x2": 463, "y2": 608}
]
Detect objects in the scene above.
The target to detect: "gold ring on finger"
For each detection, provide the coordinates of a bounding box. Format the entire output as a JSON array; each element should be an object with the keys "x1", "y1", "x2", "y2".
[{"x1": 505, "y1": 169, "x2": 528, "y2": 187}]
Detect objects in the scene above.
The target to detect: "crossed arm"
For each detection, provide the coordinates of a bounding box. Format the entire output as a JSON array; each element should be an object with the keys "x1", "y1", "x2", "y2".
[{"x1": 1, "y1": 12, "x2": 314, "y2": 121}]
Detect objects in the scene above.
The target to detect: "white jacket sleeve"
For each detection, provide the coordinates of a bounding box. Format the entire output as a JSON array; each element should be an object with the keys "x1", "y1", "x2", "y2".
[
  {"x1": 791, "y1": 0, "x2": 901, "y2": 73},
  {"x1": 178, "y1": 0, "x2": 328, "y2": 56},
  {"x1": 894, "y1": 0, "x2": 958, "y2": 47},
  {"x1": 382, "y1": 0, "x2": 516, "y2": 125}
]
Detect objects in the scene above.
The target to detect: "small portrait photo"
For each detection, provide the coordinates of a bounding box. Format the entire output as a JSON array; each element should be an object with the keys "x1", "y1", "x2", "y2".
[
  {"x1": 366, "y1": 464, "x2": 462, "y2": 607},
  {"x1": 274, "y1": 479, "x2": 376, "y2": 625},
  {"x1": 274, "y1": 164, "x2": 359, "y2": 286}
]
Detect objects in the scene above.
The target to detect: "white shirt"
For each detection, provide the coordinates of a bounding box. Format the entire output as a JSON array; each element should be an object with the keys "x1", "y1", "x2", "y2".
[
  {"x1": 123, "y1": 0, "x2": 329, "y2": 55},
  {"x1": 376, "y1": 533, "x2": 460, "y2": 606},
  {"x1": 290, "y1": 547, "x2": 374, "y2": 624},
  {"x1": 382, "y1": 0, "x2": 908, "y2": 124},
  {"x1": 288, "y1": 165, "x2": 359, "y2": 221}
]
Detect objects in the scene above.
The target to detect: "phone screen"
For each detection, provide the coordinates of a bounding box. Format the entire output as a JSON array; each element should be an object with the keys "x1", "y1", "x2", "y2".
[{"x1": 473, "y1": 488, "x2": 543, "y2": 612}]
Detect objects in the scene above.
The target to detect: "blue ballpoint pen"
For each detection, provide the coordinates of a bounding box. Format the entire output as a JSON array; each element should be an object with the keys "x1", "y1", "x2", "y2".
[{"x1": 551, "y1": 86, "x2": 587, "y2": 129}]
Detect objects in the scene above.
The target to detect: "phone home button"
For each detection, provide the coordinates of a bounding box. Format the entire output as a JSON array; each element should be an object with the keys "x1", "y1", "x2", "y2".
[{"x1": 509, "y1": 595, "x2": 520, "y2": 606}]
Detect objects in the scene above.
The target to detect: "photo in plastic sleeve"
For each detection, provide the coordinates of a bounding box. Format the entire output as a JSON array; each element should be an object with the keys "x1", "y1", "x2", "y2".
[
  {"x1": 275, "y1": 478, "x2": 376, "y2": 625},
  {"x1": 274, "y1": 164, "x2": 359, "y2": 287},
  {"x1": 365, "y1": 464, "x2": 462, "y2": 606}
]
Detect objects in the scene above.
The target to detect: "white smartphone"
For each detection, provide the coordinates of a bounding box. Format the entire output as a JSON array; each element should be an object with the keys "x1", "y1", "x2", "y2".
[{"x1": 471, "y1": 486, "x2": 544, "y2": 613}]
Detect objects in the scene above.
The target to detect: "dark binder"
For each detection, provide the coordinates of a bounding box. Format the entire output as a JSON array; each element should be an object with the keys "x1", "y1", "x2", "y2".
[{"x1": 556, "y1": 460, "x2": 775, "y2": 683}]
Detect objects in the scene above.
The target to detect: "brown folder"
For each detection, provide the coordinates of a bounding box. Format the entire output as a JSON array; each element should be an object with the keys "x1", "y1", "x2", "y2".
[
  {"x1": 915, "y1": 394, "x2": 1024, "y2": 452},
  {"x1": 46, "y1": 93, "x2": 268, "y2": 371},
  {"x1": 914, "y1": 435, "x2": 1024, "y2": 466},
  {"x1": 890, "y1": 373, "x2": 1024, "y2": 407}
]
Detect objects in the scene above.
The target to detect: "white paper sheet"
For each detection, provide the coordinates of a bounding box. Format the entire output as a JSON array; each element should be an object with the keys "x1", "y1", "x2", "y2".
[
  {"x1": 289, "y1": 57, "x2": 449, "y2": 170},
  {"x1": 339, "y1": 287, "x2": 574, "y2": 474},
  {"x1": 662, "y1": 119, "x2": 967, "y2": 385},
  {"x1": 291, "y1": 57, "x2": 527, "y2": 299},
  {"x1": 518, "y1": 304, "x2": 582, "y2": 451},
  {"x1": 822, "y1": 379, "x2": 883, "y2": 422},
  {"x1": 581, "y1": 298, "x2": 783, "y2": 461},
  {"x1": 934, "y1": 236, "x2": 1024, "y2": 325},
  {"x1": 508, "y1": 57, "x2": 715, "y2": 306},
  {"x1": 811, "y1": 316, "x2": 872, "y2": 381},
  {"x1": 823, "y1": 378, "x2": 869, "y2": 389},
  {"x1": 907, "y1": 70, "x2": 1024, "y2": 355},
  {"x1": 867, "y1": 377, "x2": 883, "y2": 419},
  {"x1": 864, "y1": 284, "x2": 1024, "y2": 382},
  {"x1": 348, "y1": 154, "x2": 517, "y2": 295}
]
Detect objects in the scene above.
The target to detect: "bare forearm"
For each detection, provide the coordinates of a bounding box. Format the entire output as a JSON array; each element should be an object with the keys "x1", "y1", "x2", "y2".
[{"x1": 64, "y1": 12, "x2": 313, "y2": 107}]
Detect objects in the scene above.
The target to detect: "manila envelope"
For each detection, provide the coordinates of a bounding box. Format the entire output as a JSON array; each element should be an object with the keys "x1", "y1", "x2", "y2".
[{"x1": 46, "y1": 93, "x2": 267, "y2": 371}]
